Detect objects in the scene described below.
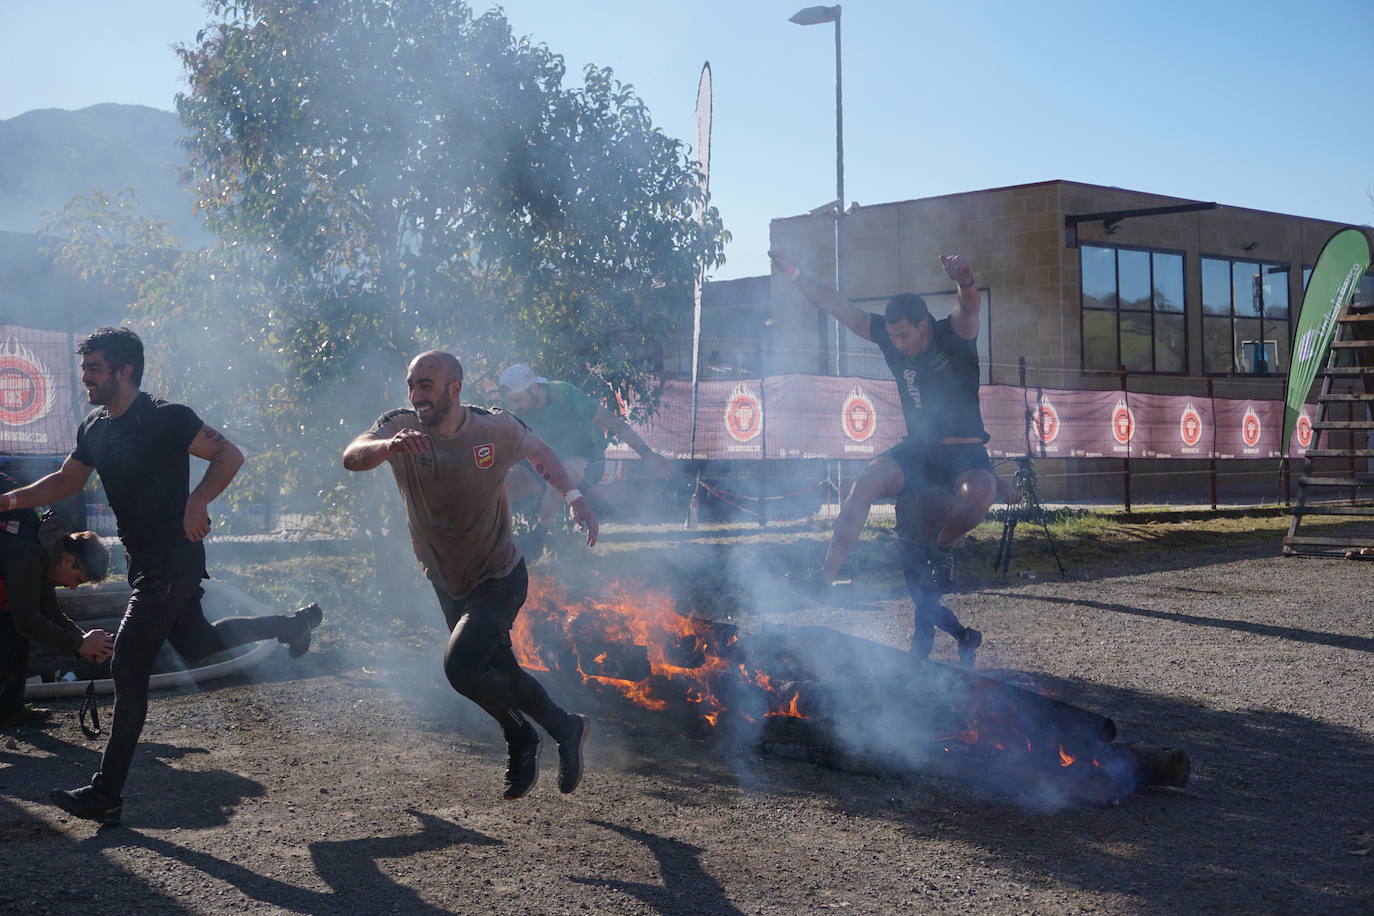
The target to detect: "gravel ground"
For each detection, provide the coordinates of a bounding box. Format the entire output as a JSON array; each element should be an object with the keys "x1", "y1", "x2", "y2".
[{"x1": 2, "y1": 536, "x2": 1372, "y2": 915}]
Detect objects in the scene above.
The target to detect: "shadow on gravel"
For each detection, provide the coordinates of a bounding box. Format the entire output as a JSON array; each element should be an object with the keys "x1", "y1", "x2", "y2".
[
  {"x1": 85, "y1": 808, "x2": 500, "y2": 915},
  {"x1": 902, "y1": 668, "x2": 1374, "y2": 912},
  {"x1": 1, "y1": 729, "x2": 263, "y2": 830},
  {"x1": 990, "y1": 591, "x2": 1374, "y2": 655},
  {"x1": 570, "y1": 819, "x2": 745, "y2": 916},
  {"x1": 0, "y1": 794, "x2": 188, "y2": 914},
  {"x1": 594, "y1": 664, "x2": 1374, "y2": 913}
]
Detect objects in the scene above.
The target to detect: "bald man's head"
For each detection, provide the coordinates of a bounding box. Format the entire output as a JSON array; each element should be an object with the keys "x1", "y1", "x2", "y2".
[
  {"x1": 406, "y1": 350, "x2": 464, "y2": 427},
  {"x1": 409, "y1": 350, "x2": 463, "y2": 384}
]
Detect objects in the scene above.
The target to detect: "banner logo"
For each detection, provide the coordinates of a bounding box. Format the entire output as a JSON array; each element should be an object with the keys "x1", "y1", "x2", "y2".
[
  {"x1": 0, "y1": 336, "x2": 57, "y2": 427},
  {"x1": 724, "y1": 383, "x2": 762, "y2": 443},
  {"x1": 1295, "y1": 328, "x2": 1320, "y2": 367},
  {"x1": 1179, "y1": 403, "x2": 1203, "y2": 448},
  {"x1": 1034, "y1": 399, "x2": 1060, "y2": 444},
  {"x1": 1295, "y1": 411, "x2": 1313, "y2": 449},
  {"x1": 841, "y1": 386, "x2": 876, "y2": 442},
  {"x1": 1111, "y1": 399, "x2": 1135, "y2": 445},
  {"x1": 1241, "y1": 406, "x2": 1262, "y2": 448},
  {"x1": 473, "y1": 443, "x2": 495, "y2": 469}
]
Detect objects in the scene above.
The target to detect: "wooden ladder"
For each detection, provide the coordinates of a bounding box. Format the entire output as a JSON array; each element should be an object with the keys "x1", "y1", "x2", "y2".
[{"x1": 1284, "y1": 300, "x2": 1374, "y2": 557}]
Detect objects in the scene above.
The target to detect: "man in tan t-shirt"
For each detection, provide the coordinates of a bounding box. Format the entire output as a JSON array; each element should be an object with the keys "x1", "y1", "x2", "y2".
[{"x1": 343, "y1": 350, "x2": 597, "y2": 800}]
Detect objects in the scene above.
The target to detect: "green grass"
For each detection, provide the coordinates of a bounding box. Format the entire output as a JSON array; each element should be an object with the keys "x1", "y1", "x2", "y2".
[{"x1": 204, "y1": 504, "x2": 1355, "y2": 633}]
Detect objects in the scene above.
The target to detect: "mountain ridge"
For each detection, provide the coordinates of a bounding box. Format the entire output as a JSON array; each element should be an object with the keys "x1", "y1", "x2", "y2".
[{"x1": 0, "y1": 103, "x2": 210, "y2": 245}]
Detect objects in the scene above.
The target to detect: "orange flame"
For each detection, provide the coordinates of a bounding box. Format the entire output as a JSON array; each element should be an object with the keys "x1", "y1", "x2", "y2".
[
  {"x1": 1058, "y1": 746, "x2": 1075, "y2": 767},
  {"x1": 512, "y1": 574, "x2": 801, "y2": 727}
]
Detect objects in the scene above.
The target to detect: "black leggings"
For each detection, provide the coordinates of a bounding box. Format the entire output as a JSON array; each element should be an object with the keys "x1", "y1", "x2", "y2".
[
  {"x1": 0, "y1": 610, "x2": 29, "y2": 719},
  {"x1": 98, "y1": 550, "x2": 293, "y2": 797},
  {"x1": 899, "y1": 537, "x2": 967, "y2": 651},
  {"x1": 435, "y1": 561, "x2": 572, "y2": 744}
]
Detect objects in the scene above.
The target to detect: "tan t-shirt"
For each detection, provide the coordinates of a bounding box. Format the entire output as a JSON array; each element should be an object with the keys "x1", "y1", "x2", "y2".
[{"x1": 370, "y1": 405, "x2": 540, "y2": 598}]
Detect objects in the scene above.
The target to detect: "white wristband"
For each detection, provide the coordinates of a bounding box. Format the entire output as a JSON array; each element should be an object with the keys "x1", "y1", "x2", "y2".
[
  {"x1": 1, "y1": 492, "x2": 15, "y2": 512},
  {"x1": 564, "y1": 488, "x2": 583, "y2": 504}
]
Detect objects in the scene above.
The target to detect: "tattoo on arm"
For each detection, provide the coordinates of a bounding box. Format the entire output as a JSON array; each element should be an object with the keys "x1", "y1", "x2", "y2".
[{"x1": 202, "y1": 426, "x2": 226, "y2": 445}]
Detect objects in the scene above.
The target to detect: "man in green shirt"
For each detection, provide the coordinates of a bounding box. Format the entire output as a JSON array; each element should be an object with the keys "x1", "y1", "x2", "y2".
[{"x1": 497, "y1": 365, "x2": 673, "y2": 536}]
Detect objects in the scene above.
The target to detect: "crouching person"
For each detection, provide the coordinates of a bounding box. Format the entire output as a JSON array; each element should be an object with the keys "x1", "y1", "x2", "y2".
[{"x1": 1, "y1": 512, "x2": 114, "y2": 727}]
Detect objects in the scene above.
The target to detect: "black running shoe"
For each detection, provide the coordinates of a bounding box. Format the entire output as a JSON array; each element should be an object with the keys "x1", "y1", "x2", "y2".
[
  {"x1": 503, "y1": 724, "x2": 541, "y2": 800},
  {"x1": 50, "y1": 783, "x2": 122, "y2": 827},
  {"x1": 957, "y1": 627, "x2": 982, "y2": 669},
  {"x1": 0, "y1": 706, "x2": 54, "y2": 728},
  {"x1": 283, "y1": 603, "x2": 324, "y2": 658},
  {"x1": 557, "y1": 715, "x2": 591, "y2": 794}
]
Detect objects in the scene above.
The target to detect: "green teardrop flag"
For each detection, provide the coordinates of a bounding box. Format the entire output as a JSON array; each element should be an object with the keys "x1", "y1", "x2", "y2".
[{"x1": 1284, "y1": 227, "x2": 1372, "y2": 453}]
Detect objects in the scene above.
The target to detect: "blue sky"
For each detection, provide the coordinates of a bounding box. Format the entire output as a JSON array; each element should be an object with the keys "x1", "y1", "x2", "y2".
[{"x1": 2, "y1": 0, "x2": 1371, "y2": 279}]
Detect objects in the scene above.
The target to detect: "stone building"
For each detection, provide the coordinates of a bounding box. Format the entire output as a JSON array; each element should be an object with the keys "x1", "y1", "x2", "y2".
[{"x1": 763, "y1": 180, "x2": 1372, "y2": 502}]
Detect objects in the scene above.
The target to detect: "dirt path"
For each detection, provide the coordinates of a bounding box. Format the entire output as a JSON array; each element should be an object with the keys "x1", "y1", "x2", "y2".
[{"x1": 2, "y1": 540, "x2": 1372, "y2": 914}]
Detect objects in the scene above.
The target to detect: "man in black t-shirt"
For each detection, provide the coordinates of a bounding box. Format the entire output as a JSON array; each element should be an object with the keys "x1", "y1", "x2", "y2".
[
  {"x1": 0, "y1": 327, "x2": 323, "y2": 826},
  {"x1": 771, "y1": 251, "x2": 1000, "y2": 663}
]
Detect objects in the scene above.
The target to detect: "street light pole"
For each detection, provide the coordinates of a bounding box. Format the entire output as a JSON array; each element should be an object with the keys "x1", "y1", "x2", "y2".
[
  {"x1": 790, "y1": 5, "x2": 844, "y2": 375},
  {"x1": 833, "y1": 11, "x2": 845, "y2": 375}
]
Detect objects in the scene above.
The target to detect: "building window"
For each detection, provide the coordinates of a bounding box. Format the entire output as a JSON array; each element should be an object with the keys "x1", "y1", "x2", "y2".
[
  {"x1": 1080, "y1": 244, "x2": 1185, "y2": 373},
  {"x1": 1202, "y1": 256, "x2": 1290, "y2": 375}
]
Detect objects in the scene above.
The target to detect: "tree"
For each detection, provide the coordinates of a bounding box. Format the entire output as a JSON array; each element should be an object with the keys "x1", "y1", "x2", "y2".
[
  {"x1": 43, "y1": 0, "x2": 726, "y2": 543},
  {"x1": 175, "y1": 0, "x2": 726, "y2": 421}
]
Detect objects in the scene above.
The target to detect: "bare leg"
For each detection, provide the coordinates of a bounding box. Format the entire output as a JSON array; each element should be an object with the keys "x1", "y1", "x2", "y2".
[
  {"x1": 822, "y1": 457, "x2": 903, "y2": 583},
  {"x1": 537, "y1": 456, "x2": 587, "y2": 527},
  {"x1": 934, "y1": 469, "x2": 998, "y2": 548}
]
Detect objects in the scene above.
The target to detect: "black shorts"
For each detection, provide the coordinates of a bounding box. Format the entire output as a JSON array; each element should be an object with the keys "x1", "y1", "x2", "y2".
[
  {"x1": 879, "y1": 440, "x2": 993, "y2": 494},
  {"x1": 433, "y1": 559, "x2": 529, "y2": 635}
]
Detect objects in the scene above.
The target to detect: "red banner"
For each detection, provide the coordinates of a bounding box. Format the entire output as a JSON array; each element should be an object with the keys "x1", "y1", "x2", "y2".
[
  {"x1": 607, "y1": 376, "x2": 1315, "y2": 462},
  {"x1": 0, "y1": 326, "x2": 77, "y2": 457}
]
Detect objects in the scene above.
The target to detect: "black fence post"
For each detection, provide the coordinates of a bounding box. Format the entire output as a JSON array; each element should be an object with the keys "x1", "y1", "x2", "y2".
[
  {"x1": 758, "y1": 339, "x2": 768, "y2": 528},
  {"x1": 1207, "y1": 377, "x2": 1218, "y2": 510},
  {"x1": 1120, "y1": 364, "x2": 1131, "y2": 513}
]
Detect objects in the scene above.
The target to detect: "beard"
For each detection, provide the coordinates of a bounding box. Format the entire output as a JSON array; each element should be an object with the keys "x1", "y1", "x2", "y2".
[
  {"x1": 86, "y1": 379, "x2": 118, "y2": 405},
  {"x1": 415, "y1": 393, "x2": 452, "y2": 427}
]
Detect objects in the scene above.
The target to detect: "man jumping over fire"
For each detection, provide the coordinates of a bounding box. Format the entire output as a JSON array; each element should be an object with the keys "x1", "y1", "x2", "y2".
[
  {"x1": 769, "y1": 250, "x2": 997, "y2": 663},
  {"x1": 343, "y1": 350, "x2": 594, "y2": 800},
  {"x1": 1, "y1": 327, "x2": 324, "y2": 826}
]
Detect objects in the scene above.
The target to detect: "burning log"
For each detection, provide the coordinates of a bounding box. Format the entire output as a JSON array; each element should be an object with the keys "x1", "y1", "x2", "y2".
[
  {"x1": 664, "y1": 617, "x2": 739, "y2": 669},
  {"x1": 514, "y1": 575, "x2": 1188, "y2": 804},
  {"x1": 1125, "y1": 745, "x2": 1191, "y2": 788}
]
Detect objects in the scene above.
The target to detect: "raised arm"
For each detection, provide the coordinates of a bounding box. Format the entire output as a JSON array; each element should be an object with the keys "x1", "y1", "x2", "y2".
[
  {"x1": 524, "y1": 437, "x2": 599, "y2": 547},
  {"x1": 0, "y1": 456, "x2": 93, "y2": 512},
  {"x1": 593, "y1": 406, "x2": 674, "y2": 479},
  {"x1": 342, "y1": 427, "x2": 431, "y2": 471},
  {"x1": 769, "y1": 249, "x2": 873, "y2": 341},
  {"x1": 184, "y1": 424, "x2": 245, "y2": 542},
  {"x1": 940, "y1": 254, "x2": 981, "y2": 340}
]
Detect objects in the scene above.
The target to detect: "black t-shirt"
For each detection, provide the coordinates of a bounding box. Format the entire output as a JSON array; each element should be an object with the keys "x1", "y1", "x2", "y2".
[
  {"x1": 70, "y1": 392, "x2": 204, "y2": 553},
  {"x1": 870, "y1": 313, "x2": 988, "y2": 445}
]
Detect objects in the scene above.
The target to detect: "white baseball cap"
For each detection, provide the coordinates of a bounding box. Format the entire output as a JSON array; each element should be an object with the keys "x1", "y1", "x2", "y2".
[{"x1": 498, "y1": 364, "x2": 548, "y2": 395}]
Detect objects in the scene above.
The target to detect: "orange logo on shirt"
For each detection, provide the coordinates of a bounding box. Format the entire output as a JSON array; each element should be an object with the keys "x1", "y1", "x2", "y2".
[{"x1": 473, "y1": 443, "x2": 495, "y2": 469}]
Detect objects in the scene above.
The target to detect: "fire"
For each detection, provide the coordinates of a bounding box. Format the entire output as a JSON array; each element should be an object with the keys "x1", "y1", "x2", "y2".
[
  {"x1": 513, "y1": 574, "x2": 804, "y2": 727},
  {"x1": 935, "y1": 679, "x2": 1100, "y2": 775}
]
